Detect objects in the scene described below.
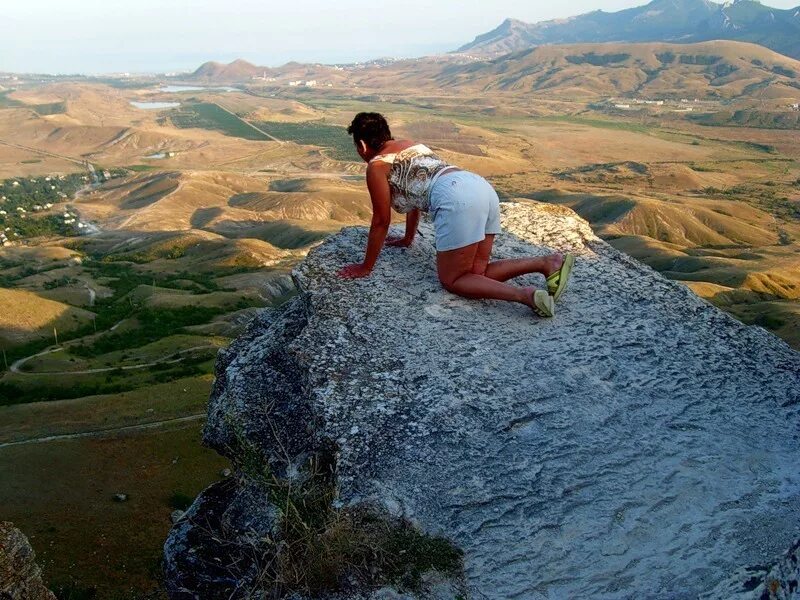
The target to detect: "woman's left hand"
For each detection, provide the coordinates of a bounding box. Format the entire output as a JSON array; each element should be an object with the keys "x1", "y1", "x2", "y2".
[
  {"x1": 337, "y1": 263, "x2": 373, "y2": 279},
  {"x1": 385, "y1": 236, "x2": 412, "y2": 248}
]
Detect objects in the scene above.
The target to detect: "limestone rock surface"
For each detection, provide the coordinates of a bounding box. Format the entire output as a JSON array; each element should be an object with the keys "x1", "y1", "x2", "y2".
[
  {"x1": 165, "y1": 201, "x2": 800, "y2": 599},
  {"x1": 0, "y1": 522, "x2": 56, "y2": 600}
]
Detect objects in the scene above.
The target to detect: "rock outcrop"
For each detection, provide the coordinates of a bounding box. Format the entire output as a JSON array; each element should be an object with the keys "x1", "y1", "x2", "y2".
[
  {"x1": 164, "y1": 201, "x2": 800, "y2": 599},
  {"x1": 0, "y1": 522, "x2": 56, "y2": 600}
]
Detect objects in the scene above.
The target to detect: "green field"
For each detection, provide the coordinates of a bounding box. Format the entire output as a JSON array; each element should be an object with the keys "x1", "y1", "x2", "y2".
[
  {"x1": 0, "y1": 91, "x2": 23, "y2": 108},
  {"x1": 0, "y1": 419, "x2": 228, "y2": 599},
  {"x1": 169, "y1": 103, "x2": 270, "y2": 141},
  {"x1": 253, "y1": 120, "x2": 354, "y2": 160},
  {"x1": 32, "y1": 101, "x2": 67, "y2": 116},
  {"x1": 690, "y1": 109, "x2": 800, "y2": 130}
]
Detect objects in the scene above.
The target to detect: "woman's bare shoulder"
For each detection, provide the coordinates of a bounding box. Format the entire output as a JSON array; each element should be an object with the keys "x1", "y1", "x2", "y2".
[{"x1": 387, "y1": 139, "x2": 418, "y2": 152}]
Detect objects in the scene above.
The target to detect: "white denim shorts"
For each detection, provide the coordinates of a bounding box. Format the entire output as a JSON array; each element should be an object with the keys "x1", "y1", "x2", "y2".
[{"x1": 428, "y1": 170, "x2": 502, "y2": 252}]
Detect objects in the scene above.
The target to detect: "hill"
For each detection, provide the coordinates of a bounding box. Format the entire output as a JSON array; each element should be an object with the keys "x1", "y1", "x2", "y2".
[
  {"x1": 457, "y1": 0, "x2": 800, "y2": 60},
  {"x1": 437, "y1": 40, "x2": 800, "y2": 99},
  {"x1": 0, "y1": 288, "x2": 94, "y2": 346},
  {"x1": 192, "y1": 59, "x2": 262, "y2": 81},
  {"x1": 164, "y1": 201, "x2": 800, "y2": 599}
]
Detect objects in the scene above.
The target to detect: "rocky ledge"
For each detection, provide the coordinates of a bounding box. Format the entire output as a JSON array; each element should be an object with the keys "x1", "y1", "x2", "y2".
[
  {"x1": 0, "y1": 521, "x2": 56, "y2": 600},
  {"x1": 164, "y1": 201, "x2": 800, "y2": 599}
]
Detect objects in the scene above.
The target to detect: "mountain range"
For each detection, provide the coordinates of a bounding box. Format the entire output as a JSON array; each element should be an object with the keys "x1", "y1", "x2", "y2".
[
  {"x1": 457, "y1": 0, "x2": 800, "y2": 60},
  {"x1": 190, "y1": 40, "x2": 800, "y2": 102}
]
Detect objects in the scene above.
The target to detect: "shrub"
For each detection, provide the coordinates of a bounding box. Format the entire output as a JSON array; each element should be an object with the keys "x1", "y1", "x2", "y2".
[{"x1": 168, "y1": 492, "x2": 194, "y2": 511}]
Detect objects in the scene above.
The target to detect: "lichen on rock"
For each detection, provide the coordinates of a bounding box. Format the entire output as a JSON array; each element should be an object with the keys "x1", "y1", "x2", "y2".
[{"x1": 164, "y1": 201, "x2": 800, "y2": 599}]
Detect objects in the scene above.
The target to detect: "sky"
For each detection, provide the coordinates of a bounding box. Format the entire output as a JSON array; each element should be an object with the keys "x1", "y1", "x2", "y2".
[{"x1": 2, "y1": 0, "x2": 798, "y2": 74}]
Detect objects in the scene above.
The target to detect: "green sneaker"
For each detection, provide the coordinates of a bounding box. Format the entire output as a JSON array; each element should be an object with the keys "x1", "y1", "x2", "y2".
[{"x1": 546, "y1": 253, "x2": 575, "y2": 303}]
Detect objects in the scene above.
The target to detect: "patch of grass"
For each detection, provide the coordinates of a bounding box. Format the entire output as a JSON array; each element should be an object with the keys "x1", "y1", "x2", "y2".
[
  {"x1": 690, "y1": 109, "x2": 800, "y2": 130},
  {"x1": 754, "y1": 313, "x2": 786, "y2": 329},
  {"x1": 252, "y1": 120, "x2": 354, "y2": 161},
  {"x1": 70, "y1": 306, "x2": 236, "y2": 358},
  {"x1": 565, "y1": 52, "x2": 630, "y2": 66},
  {"x1": 32, "y1": 102, "x2": 67, "y2": 116},
  {"x1": 271, "y1": 468, "x2": 462, "y2": 594},
  {"x1": 679, "y1": 54, "x2": 722, "y2": 65},
  {"x1": 124, "y1": 165, "x2": 157, "y2": 172},
  {"x1": 0, "y1": 379, "x2": 130, "y2": 406},
  {"x1": 0, "y1": 424, "x2": 228, "y2": 598},
  {"x1": 170, "y1": 103, "x2": 269, "y2": 141},
  {"x1": 168, "y1": 492, "x2": 194, "y2": 511},
  {"x1": 52, "y1": 583, "x2": 97, "y2": 600},
  {"x1": 0, "y1": 91, "x2": 23, "y2": 108},
  {"x1": 231, "y1": 428, "x2": 464, "y2": 596},
  {"x1": 540, "y1": 115, "x2": 651, "y2": 135}
]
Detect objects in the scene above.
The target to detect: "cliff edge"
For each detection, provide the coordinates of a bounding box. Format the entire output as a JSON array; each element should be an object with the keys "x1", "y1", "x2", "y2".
[{"x1": 164, "y1": 200, "x2": 800, "y2": 599}]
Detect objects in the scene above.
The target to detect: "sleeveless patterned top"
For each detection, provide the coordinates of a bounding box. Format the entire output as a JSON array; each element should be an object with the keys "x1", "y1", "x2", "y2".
[{"x1": 369, "y1": 143, "x2": 452, "y2": 213}]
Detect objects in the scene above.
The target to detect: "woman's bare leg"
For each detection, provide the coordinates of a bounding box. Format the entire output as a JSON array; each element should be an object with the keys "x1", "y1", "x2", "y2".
[
  {"x1": 437, "y1": 238, "x2": 535, "y2": 307},
  {"x1": 484, "y1": 255, "x2": 563, "y2": 282},
  {"x1": 470, "y1": 234, "x2": 563, "y2": 282}
]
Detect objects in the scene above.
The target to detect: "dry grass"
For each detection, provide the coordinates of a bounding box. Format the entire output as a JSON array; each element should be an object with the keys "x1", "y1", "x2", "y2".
[
  {"x1": 0, "y1": 288, "x2": 94, "y2": 346},
  {"x1": 231, "y1": 438, "x2": 464, "y2": 597}
]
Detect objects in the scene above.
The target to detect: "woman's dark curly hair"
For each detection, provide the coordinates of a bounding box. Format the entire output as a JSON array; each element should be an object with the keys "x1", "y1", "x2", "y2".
[{"x1": 347, "y1": 112, "x2": 393, "y2": 151}]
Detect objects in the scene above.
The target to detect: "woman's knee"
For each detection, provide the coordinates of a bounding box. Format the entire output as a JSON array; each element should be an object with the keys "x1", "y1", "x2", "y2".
[
  {"x1": 437, "y1": 272, "x2": 459, "y2": 293},
  {"x1": 471, "y1": 259, "x2": 489, "y2": 276}
]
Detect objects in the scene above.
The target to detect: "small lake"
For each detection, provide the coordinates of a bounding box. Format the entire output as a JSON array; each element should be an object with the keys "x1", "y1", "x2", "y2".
[
  {"x1": 131, "y1": 101, "x2": 180, "y2": 110},
  {"x1": 158, "y1": 85, "x2": 239, "y2": 93},
  {"x1": 144, "y1": 153, "x2": 167, "y2": 159}
]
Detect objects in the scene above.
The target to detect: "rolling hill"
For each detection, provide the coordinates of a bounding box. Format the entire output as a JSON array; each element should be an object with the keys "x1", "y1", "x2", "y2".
[
  {"x1": 436, "y1": 40, "x2": 800, "y2": 99},
  {"x1": 457, "y1": 0, "x2": 800, "y2": 59}
]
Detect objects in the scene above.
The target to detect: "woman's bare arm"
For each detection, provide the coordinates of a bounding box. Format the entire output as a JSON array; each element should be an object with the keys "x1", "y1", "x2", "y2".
[
  {"x1": 338, "y1": 163, "x2": 392, "y2": 278},
  {"x1": 386, "y1": 209, "x2": 419, "y2": 247}
]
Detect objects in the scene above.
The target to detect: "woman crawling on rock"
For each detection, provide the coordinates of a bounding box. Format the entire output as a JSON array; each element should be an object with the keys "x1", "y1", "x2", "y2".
[{"x1": 337, "y1": 112, "x2": 573, "y2": 317}]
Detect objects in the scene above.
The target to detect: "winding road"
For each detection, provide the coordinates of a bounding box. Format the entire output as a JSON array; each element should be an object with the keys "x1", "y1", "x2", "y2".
[
  {"x1": 0, "y1": 414, "x2": 206, "y2": 449},
  {"x1": 9, "y1": 345, "x2": 218, "y2": 375}
]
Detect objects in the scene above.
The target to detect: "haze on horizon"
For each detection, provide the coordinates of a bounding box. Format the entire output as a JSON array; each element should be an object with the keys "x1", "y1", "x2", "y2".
[{"x1": 3, "y1": 0, "x2": 798, "y2": 75}]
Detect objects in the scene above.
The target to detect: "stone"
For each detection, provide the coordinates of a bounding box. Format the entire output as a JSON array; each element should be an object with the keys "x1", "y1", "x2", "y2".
[
  {"x1": 166, "y1": 201, "x2": 800, "y2": 599},
  {"x1": 163, "y1": 480, "x2": 267, "y2": 598},
  {"x1": 0, "y1": 521, "x2": 56, "y2": 599},
  {"x1": 112, "y1": 493, "x2": 128, "y2": 502},
  {"x1": 170, "y1": 510, "x2": 185, "y2": 524}
]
